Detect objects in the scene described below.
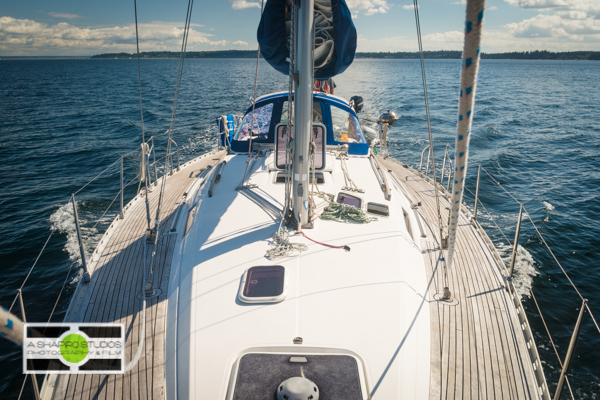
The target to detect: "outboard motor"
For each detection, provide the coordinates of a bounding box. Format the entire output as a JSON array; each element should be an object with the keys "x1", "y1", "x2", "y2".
[
  {"x1": 377, "y1": 110, "x2": 398, "y2": 157},
  {"x1": 350, "y1": 95, "x2": 363, "y2": 113},
  {"x1": 379, "y1": 110, "x2": 398, "y2": 126}
]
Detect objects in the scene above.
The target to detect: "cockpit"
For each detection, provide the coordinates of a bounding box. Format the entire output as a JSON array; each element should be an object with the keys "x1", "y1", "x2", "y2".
[{"x1": 229, "y1": 92, "x2": 369, "y2": 155}]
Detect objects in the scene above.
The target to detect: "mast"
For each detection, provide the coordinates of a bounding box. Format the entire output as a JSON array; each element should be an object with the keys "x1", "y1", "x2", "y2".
[{"x1": 292, "y1": 0, "x2": 315, "y2": 227}]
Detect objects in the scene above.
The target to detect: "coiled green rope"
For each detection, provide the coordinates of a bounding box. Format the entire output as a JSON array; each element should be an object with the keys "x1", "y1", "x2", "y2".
[{"x1": 320, "y1": 201, "x2": 377, "y2": 223}]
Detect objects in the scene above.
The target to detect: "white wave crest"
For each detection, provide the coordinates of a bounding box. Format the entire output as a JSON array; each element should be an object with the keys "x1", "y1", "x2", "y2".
[
  {"x1": 542, "y1": 201, "x2": 555, "y2": 212},
  {"x1": 49, "y1": 201, "x2": 100, "y2": 269},
  {"x1": 498, "y1": 242, "x2": 539, "y2": 299}
]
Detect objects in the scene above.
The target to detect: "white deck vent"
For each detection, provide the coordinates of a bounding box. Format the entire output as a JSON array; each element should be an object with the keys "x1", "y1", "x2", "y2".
[{"x1": 277, "y1": 377, "x2": 319, "y2": 400}]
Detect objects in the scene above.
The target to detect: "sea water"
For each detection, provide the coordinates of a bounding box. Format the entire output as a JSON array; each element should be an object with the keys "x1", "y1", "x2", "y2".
[{"x1": 1, "y1": 58, "x2": 599, "y2": 398}]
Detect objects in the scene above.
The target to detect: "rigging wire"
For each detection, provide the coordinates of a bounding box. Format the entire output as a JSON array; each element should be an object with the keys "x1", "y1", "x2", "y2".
[
  {"x1": 44, "y1": 257, "x2": 76, "y2": 326},
  {"x1": 412, "y1": 0, "x2": 447, "y2": 288},
  {"x1": 167, "y1": 0, "x2": 194, "y2": 140},
  {"x1": 149, "y1": 0, "x2": 194, "y2": 287},
  {"x1": 73, "y1": 157, "x2": 124, "y2": 196},
  {"x1": 16, "y1": 374, "x2": 28, "y2": 400},
  {"x1": 266, "y1": 1, "x2": 300, "y2": 258},
  {"x1": 476, "y1": 162, "x2": 599, "y2": 331},
  {"x1": 529, "y1": 287, "x2": 575, "y2": 399},
  {"x1": 134, "y1": 0, "x2": 146, "y2": 145},
  {"x1": 445, "y1": 144, "x2": 593, "y2": 308},
  {"x1": 133, "y1": 0, "x2": 152, "y2": 232},
  {"x1": 241, "y1": 0, "x2": 266, "y2": 187},
  {"x1": 284, "y1": 0, "x2": 296, "y2": 217},
  {"x1": 121, "y1": 0, "x2": 194, "y2": 375},
  {"x1": 91, "y1": 173, "x2": 141, "y2": 230},
  {"x1": 586, "y1": 303, "x2": 600, "y2": 335},
  {"x1": 463, "y1": 185, "x2": 513, "y2": 246},
  {"x1": 7, "y1": 233, "x2": 54, "y2": 314},
  {"x1": 476, "y1": 162, "x2": 588, "y2": 303}
]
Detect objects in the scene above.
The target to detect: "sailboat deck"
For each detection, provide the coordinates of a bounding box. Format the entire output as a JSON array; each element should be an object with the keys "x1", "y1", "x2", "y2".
[
  {"x1": 378, "y1": 156, "x2": 544, "y2": 400},
  {"x1": 45, "y1": 150, "x2": 225, "y2": 400},
  {"x1": 42, "y1": 150, "x2": 545, "y2": 400}
]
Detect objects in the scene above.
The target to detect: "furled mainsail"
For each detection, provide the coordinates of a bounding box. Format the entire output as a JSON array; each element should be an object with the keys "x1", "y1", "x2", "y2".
[{"x1": 257, "y1": 0, "x2": 357, "y2": 79}]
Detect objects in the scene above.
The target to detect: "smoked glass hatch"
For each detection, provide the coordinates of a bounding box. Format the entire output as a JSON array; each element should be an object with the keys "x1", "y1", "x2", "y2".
[
  {"x1": 243, "y1": 266, "x2": 285, "y2": 298},
  {"x1": 367, "y1": 202, "x2": 389, "y2": 216},
  {"x1": 337, "y1": 192, "x2": 362, "y2": 208}
]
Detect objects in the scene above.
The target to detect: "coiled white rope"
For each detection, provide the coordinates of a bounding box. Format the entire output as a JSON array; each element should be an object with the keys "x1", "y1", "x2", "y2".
[{"x1": 266, "y1": 228, "x2": 308, "y2": 260}]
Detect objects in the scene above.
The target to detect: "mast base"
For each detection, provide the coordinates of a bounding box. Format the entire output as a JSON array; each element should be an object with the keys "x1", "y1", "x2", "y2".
[{"x1": 443, "y1": 286, "x2": 452, "y2": 300}]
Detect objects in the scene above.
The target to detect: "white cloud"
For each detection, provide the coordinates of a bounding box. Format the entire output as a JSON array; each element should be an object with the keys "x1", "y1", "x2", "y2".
[
  {"x1": 47, "y1": 12, "x2": 83, "y2": 20},
  {"x1": 504, "y1": 13, "x2": 600, "y2": 38},
  {"x1": 489, "y1": 6, "x2": 498, "y2": 10},
  {"x1": 357, "y1": 31, "x2": 464, "y2": 52},
  {"x1": 503, "y1": 0, "x2": 600, "y2": 19},
  {"x1": 505, "y1": 0, "x2": 571, "y2": 9},
  {"x1": 346, "y1": 0, "x2": 391, "y2": 16},
  {"x1": 423, "y1": 30, "x2": 464, "y2": 45},
  {"x1": 230, "y1": 0, "x2": 261, "y2": 10},
  {"x1": 0, "y1": 16, "x2": 227, "y2": 56},
  {"x1": 357, "y1": 34, "x2": 414, "y2": 52},
  {"x1": 232, "y1": 40, "x2": 248, "y2": 46},
  {"x1": 358, "y1": 25, "x2": 600, "y2": 53},
  {"x1": 499, "y1": 0, "x2": 600, "y2": 46},
  {"x1": 402, "y1": 5, "x2": 418, "y2": 10},
  {"x1": 487, "y1": 27, "x2": 600, "y2": 51},
  {"x1": 452, "y1": 0, "x2": 467, "y2": 4}
]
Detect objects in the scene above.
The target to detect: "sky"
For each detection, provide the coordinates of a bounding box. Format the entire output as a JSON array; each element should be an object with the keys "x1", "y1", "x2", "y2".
[{"x1": 0, "y1": 0, "x2": 598, "y2": 56}]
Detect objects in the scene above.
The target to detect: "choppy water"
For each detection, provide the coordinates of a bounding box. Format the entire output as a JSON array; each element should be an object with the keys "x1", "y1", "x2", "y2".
[{"x1": 1, "y1": 58, "x2": 599, "y2": 398}]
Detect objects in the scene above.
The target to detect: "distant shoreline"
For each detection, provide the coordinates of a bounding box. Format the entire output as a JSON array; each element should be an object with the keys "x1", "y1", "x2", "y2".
[
  {"x1": 89, "y1": 50, "x2": 600, "y2": 60},
  {"x1": 2, "y1": 50, "x2": 599, "y2": 60}
]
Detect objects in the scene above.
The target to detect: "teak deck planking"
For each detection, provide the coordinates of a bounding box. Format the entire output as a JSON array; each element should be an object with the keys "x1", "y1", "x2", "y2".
[
  {"x1": 378, "y1": 156, "x2": 540, "y2": 400},
  {"x1": 48, "y1": 151, "x2": 225, "y2": 400}
]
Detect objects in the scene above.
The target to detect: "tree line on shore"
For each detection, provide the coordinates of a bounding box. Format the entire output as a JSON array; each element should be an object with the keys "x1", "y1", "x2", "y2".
[{"x1": 91, "y1": 50, "x2": 600, "y2": 60}]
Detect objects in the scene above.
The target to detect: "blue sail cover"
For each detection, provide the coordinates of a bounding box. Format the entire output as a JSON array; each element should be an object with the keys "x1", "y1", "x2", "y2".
[{"x1": 257, "y1": 0, "x2": 357, "y2": 80}]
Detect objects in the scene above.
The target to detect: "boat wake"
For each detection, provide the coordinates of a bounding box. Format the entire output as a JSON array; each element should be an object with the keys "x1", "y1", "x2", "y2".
[
  {"x1": 49, "y1": 201, "x2": 101, "y2": 281},
  {"x1": 497, "y1": 242, "x2": 539, "y2": 299}
]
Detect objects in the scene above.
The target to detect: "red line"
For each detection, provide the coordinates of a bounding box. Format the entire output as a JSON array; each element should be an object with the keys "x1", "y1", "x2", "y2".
[{"x1": 300, "y1": 231, "x2": 350, "y2": 251}]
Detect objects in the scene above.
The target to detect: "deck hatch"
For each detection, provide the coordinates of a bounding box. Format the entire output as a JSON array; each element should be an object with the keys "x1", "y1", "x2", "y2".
[
  {"x1": 367, "y1": 202, "x2": 389, "y2": 216},
  {"x1": 232, "y1": 354, "x2": 362, "y2": 400},
  {"x1": 336, "y1": 192, "x2": 362, "y2": 208},
  {"x1": 275, "y1": 171, "x2": 324, "y2": 184},
  {"x1": 238, "y1": 266, "x2": 287, "y2": 303}
]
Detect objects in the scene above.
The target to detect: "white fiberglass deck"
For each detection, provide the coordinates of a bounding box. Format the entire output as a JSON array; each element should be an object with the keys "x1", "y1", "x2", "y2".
[{"x1": 166, "y1": 152, "x2": 431, "y2": 399}]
